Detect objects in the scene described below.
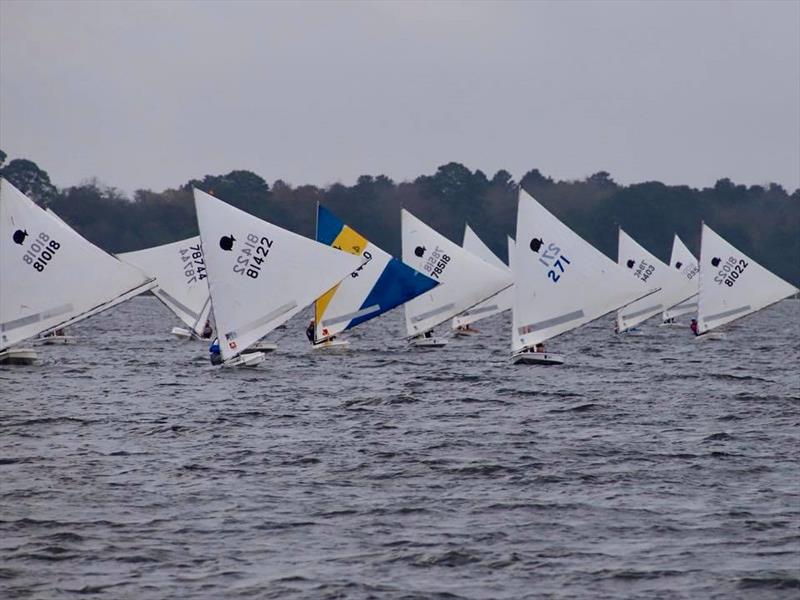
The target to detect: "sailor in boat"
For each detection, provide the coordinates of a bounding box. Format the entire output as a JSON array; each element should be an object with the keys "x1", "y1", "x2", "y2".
[
  {"x1": 690, "y1": 318, "x2": 699, "y2": 336},
  {"x1": 307, "y1": 319, "x2": 338, "y2": 346},
  {"x1": 455, "y1": 324, "x2": 479, "y2": 334},
  {"x1": 306, "y1": 319, "x2": 315, "y2": 343},
  {"x1": 40, "y1": 327, "x2": 66, "y2": 340},
  {"x1": 201, "y1": 320, "x2": 213, "y2": 340},
  {"x1": 209, "y1": 338, "x2": 223, "y2": 365}
]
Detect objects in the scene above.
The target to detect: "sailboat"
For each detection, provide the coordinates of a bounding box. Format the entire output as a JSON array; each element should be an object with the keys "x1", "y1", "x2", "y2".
[
  {"x1": 402, "y1": 210, "x2": 513, "y2": 347},
  {"x1": 118, "y1": 237, "x2": 213, "y2": 341},
  {"x1": 451, "y1": 225, "x2": 514, "y2": 336},
  {"x1": 511, "y1": 189, "x2": 657, "y2": 365},
  {"x1": 661, "y1": 234, "x2": 699, "y2": 325},
  {"x1": 695, "y1": 223, "x2": 797, "y2": 339},
  {"x1": 193, "y1": 189, "x2": 362, "y2": 367},
  {"x1": 0, "y1": 178, "x2": 156, "y2": 365},
  {"x1": 312, "y1": 204, "x2": 438, "y2": 349},
  {"x1": 615, "y1": 229, "x2": 697, "y2": 334}
]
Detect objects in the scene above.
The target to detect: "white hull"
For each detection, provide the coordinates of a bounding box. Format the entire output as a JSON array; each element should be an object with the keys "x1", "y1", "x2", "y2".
[
  {"x1": 694, "y1": 331, "x2": 726, "y2": 342},
  {"x1": 618, "y1": 328, "x2": 645, "y2": 336},
  {"x1": 511, "y1": 351, "x2": 565, "y2": 365},
  {"x1": 408, "y1": 335, "x2": 448, "y2": 348},
  {"x1": 34, "y1": 335, "x2": 73, "y2": 345},
  {"x1": 171, "y1": 326, "x2": 194, "y2": 340},
  {"x1": 312, "y1": 339, "x2": 350, "y2": 350},
  {"x1": 659, "y1": 321, "x2": 683, "y2": 328},
  {"x1": 0, "y1": 347, "x2": 38, "y2": 365},
  {"x1": 170, "y1": 326, "x2": 212, "y2": 342},
  {"x1": 223, "y1": 352, "x2": 266, "y2": 367},
  {"x1": 250, "y1": 341, "x2": 278, "y2": 353}
]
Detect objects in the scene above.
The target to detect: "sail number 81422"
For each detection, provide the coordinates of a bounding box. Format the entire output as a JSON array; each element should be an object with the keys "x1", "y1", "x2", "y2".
[{"x1": 233, "y1": 234, "x2": 273, "y2": 279}]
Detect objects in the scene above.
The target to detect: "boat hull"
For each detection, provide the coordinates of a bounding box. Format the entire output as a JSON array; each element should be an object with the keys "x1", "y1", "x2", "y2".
[
  {"x1": 694, "y1": 331, "x2": 726, "y2": 342},
  {"x1": 0, "y1": 347, "x2": 38, "y2": 365},
  {"x1": 408, "y1": 336, "x2": 448, "y2": 348},
  {"x1": 511, "y1": 351, "x2": 565, "y2": 365},
  {"x1": 171, "y1": 326, "x2": 194, "y2": 340},
  {"x1": 312, "y1": 339, "x2": 350, "y2": 350},
  {"x1": 223, "y1": 352, "x2": 266, "y2": 367},
  {"x1": 452, "y1": 328, "x2": 479, "y2": 338},
  {"x1": 34, "y1": 335, "x2": 73, "y2": 345},
  {"x1": 250, "y1": 342, "x2": 278, "y2": 353}
]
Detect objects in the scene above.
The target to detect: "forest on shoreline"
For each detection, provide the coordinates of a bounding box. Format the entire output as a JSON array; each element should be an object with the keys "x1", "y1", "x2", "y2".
[{"x1": 2, "y1": 149, "x2": 798, "y2": 286}]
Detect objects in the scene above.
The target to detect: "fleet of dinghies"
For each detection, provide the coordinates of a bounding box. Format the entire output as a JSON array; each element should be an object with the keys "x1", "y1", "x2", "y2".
[{"x1": 1, "y1": 177, "x2": 796, "y2": 367}]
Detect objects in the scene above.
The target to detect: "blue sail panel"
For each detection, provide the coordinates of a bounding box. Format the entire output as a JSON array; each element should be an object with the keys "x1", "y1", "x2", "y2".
[
  {"x1": 316, "y1": 204, "x2": 344, "y2": 246},
  {"x1": 347, "y1": 258, "x2": 438, "y2": 331}
]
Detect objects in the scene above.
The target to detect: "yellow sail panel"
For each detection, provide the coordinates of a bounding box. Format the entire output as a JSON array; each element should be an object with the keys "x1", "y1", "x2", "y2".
[
  {"x1": 315, "y1": 225, "x2": 367, "y2": 333},
  {"x1": 332, "y1": 225, "x2": 368, "y2": 256},
  {"x1": 315, "y1": 284, "x2": 338, "y2": 325}
]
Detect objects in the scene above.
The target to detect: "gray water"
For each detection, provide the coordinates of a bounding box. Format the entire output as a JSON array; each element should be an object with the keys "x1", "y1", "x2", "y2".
[{"x1": 1, "y1": 297, "x2": 799, "y2": 599}]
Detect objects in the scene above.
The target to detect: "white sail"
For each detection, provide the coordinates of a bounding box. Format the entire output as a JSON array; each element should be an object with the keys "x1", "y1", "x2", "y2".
[
  {"x1": 118, "y1": 237, "x2": 212, "y2": 336},
  {"x1": 0, "y1": 178, "x2": 155, "y2": 351},
  {"x1": 615, "y1": 229, "x2": 697, "y2": 332},
  {"x1": 193, "y1": 189, "x2": 362, "y2": 362},
  {"x1": 697, "y1": 223, "x2": 797, "y2": 334},
  {"x1": 512, "y1": 189, "x2": 656, "y2": 353},
  {"x1": 662, "y1": 235, "x2": 699, "y2": 322},
  {"x1": 452, "y1": 226, "x2": 514, "y2": 329},
  {"x1": 402, "y1": 210, "x2": 512, "y2": 336}
]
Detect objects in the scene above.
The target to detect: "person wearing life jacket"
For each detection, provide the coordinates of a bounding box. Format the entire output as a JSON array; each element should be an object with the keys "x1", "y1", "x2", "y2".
[
  {"x1": 690, "y1": 318, "x2": 699, "y2": 336},
  {"x1": 306, "y1": 319, "x2": 315, "y2": 344},
  {"x1": 209, "y1": 337, "x2": 222, "y2": 365},
  {"x1": 201, "y1": 320, "x2": 213, "y2": 339}
]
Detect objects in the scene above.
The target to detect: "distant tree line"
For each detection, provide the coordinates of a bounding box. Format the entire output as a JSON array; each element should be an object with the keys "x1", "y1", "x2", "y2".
[{"x1": 1, "y1": 149, "x2": 798, "y2": 286}]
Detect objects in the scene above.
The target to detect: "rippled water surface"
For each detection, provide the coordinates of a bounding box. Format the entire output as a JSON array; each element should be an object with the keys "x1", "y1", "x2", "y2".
[{"x1": 2, "y1": 297, "x2": 799, "y2": 599}]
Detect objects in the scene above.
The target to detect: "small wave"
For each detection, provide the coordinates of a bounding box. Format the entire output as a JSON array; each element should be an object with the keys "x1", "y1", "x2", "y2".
[
  {"x1": 738, "y1": 574, "x2": 800, "y2": 590},
  {"x1": 548, "y1": 402, "x2": 598, "y2": 413},
  {"x1": 413, "y1": 549, "x2": 480, "y2": 568},
  {"x1": 703, "y1": 432, "x2": 734, "y2": 442}
]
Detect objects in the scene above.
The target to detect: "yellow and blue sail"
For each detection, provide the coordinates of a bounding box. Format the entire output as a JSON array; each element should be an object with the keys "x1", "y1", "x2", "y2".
[{"x1": 315, "y1": 204, "x2": 438, "y2": 338}]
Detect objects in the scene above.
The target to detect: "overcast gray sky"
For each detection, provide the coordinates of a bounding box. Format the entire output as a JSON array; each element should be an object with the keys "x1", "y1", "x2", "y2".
[{"x1": 1, "y1": 0, "x2": 798, "y2": 194}]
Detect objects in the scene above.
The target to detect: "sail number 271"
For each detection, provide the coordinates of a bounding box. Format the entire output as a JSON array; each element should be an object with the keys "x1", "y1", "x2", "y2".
[
  {"x1": 539, "y1": 242, "x2": 571, "y2": 283},
  {"x1": 233, "y1": 234, "x2": 273, "y2": 279}
]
